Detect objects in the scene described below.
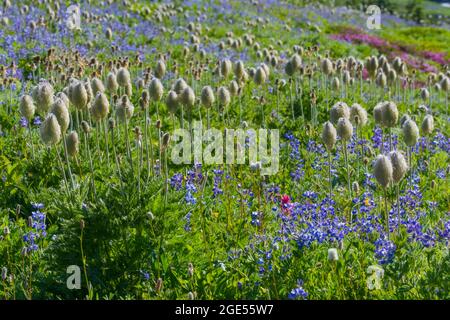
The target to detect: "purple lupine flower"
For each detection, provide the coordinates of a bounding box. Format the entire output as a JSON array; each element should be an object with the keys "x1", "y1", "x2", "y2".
[
  {"x1": 374, "y1": 236, "x2": 396, "y2": 265},
  {"x1": 33, "y1": 116, "x2": 42, "y2": 126},
  {"x1": 288, "y1": 280, "x2": 308, "y2": 300}
]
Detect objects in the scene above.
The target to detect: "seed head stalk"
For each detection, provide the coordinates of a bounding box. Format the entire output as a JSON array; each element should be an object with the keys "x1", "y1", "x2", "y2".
[
  {"x1": 289, "y1": 80, "x2": 295, "y2": 121},
  {"x1": 83, "y1": 131, "x2": 97, "y2": 198},
  {"x1": 137, "y1": 137, "x2": 142, "y2": 201},
  {"x1": 343, "y1": 141, "x2": 352, "y2": 200},
  {"x1": 110, "y1": 126, "x2": 125, "y2": 198},
  {"x1": 124, "y1": 116, "x2": 133, "y2": 170},
  {"x1": 180, "y1": 104, "x2": 185, "y2": 129},
  {"x1": 103, "y1": 119, "x2": 110, "y2": 167},
  {"x1": 144, "y1": 108, "x2": 153, "y2": 178},
  {"x1": 62, "y1": 135, "x2": 75, "y2": 190},
  {"x1": 55, "y1": 145, "x2": 70, "y2": 198},
  {"x1": 28, "y1": 125, "x2": 35, "y2": 160},
  {"x1": 328, "y1": 150, "x2": 333, "y2": 199},
  {"x1": 95, "y1": 124, "x2": 102, "y2": 162},
  {"x1": 384, "y1": 187, "x2": 390, "y2": 237},
  {"x1": 158, "y1": 127, "x2": 162, "y2": 176}
]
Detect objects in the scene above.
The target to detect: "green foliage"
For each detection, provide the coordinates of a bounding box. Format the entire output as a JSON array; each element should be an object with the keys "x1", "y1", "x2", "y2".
[{"x1": 0, "y1": 0, "x2": 449, "y2": 301}]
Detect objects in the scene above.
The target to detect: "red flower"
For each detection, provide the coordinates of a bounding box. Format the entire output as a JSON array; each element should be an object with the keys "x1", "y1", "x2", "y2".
[
  {"x1": 280, "y1": 195, "x2": 292, "y2": 215},
  {"x1": 281, "y1": 194, "x2": 290, "y2": 205}
]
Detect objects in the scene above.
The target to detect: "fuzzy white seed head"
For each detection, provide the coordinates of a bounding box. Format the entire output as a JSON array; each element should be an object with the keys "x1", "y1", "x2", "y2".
[
  {"x1": 434, "y1": 83, "x2": 441, "y2": 92},
  {"x1": 352, "y1": 181, "x2": 360, "y2": 194},
  {"x1": 234, "y1": 60, "x2": 245, "y2": 79},
  {"x1": 322, "y1": 121, "x2": 337, "y2": 150},
  {"x1": 40, "y1": 113, "x2": 61, "y2": 145},
  {"x1": 135, "y1": 78, "x2": 145, "y2": 91},
  {"x1": 71, "y1": 82, "x2": 88, "y2": 110},
  {"x1": 389, "y1": 151, "x2": 408, "y2": 184},
  {"x1": 400, "y1": 114, "x2": 411, "y2": 128},
  {"x1": 116, "y1": 95, "x2": 134, "y2": 122},
  {"x1": 155, "y1": 59, "x2": 166, "y2": 79},
  {"x1": 376, "y1": 72, "x2": 387, "y2": 87},
  {"x1": 66, "y1": 131, "x2": 79, "y2": 157},
  {"x1": 229, "y1": 80, "x2": 239, "y2": 96},
  {"x1": 290, "y1": 54, "x2": 302, "y2": 70},
  {"x1": 393, "y1": 57, "x2": 403, "y2": 73},
  {"x1": 350, "y1": 103, "x2": 368, "y2": 126},
  {"x1": 421, "y1": 114, "x2": 434, "y2": 136},
  {"x1": 149, "y1": 78, "x2": 164, "y2": 101},
  {"x1": 336, "y1": 117, "x2": 353, "y2": 141},
  {"x1": 321, "y1": 58, "x2": 333, "y2": 75},
  {"x1": 116, "y1": 67, "x2": 131, "y2": 87},
  {"x1": 330, "y1": 101, "x2": 349, "y2": 124},
  {"x1": 180, "y1": 86, "x2": 195, "y2": 108},
  {"x1": 50, "y1": 98, "x2": 70, "y2": 132},
  {"x1": 381, "y1": 101, "x2": 398, "y2": 128},
  {"x1": 420, "y1": 88, "x2": 429, "y2": 101},
  {"x1": 173, "y1": 78, "x2": 187, "y2": 94},
  {"x1": 343, "y1": 70, "x2": 351, "y2": 85},
  {"x1": 331, "y1": 77, "x2": 340, "y2": 91},
  {"x1": 218, "y1": 86, "x2": 231, "y2": 107},
  {"x1": 56, "y1": 92, "x2": 70, "y2": 108},
  {"x1": 84, "y1": 80, "x2": 94, "y2": 105},
  {"x1": 254, "y1": 66, "x2": 267, "y2": 85},
  {"x1": 81, "y1": 120, "x2": 90, "y2": 134},
  {"x1": 260, "y1": 63, "x2": 270, "y2": 78},
  {"x1": 19, "y1": 94, "x2": 36, "y2": 120},
  {"x1": 91, "y1": 77, "x2": 105, "y2": 95},
  {"x1": 440, "y1": 77, "x2": 449, "y2": 92},
  {"x1": 125, "y1": 82, "x2": 133, "y2": 97},
  {"x1": 402, "y1": 119, "x2": 419, "y2": 147},
  {"x1": 373, "y1": 154, "x2": 393, "y2": 188},
  {"x1": 284, "y1": 60, "x2": 295, "y2": 77},
  {"x1": 220, "y1": 59, "x2": 232, "y2": 78},
  {"x1": 373, "y1": 102, "x2": 384, "y2": 125},
  {"x1": 106, "y1": 72, "x2": 119, "y2": 93},
  {"x1": 201, "y1": 86, "x2": 215, "y2": 108},
  {"x1": 91, "y1": 92, "x2": 110, "y2": 121},
  {"x1": 34, "y1": 81, "x2": 54, "y2": 113},
  {"x1": 166, "y1": 90, "x2": 178, "y2": 114},
  {"x1": 69, "y1": 82, "x2": 84, "y2": 110},
  {"x1": 162, "y1": 132, "x2": 171, "y2": 149},
  {"x1": 388, "y1": 69, "x2": 397, "y2": 83}
]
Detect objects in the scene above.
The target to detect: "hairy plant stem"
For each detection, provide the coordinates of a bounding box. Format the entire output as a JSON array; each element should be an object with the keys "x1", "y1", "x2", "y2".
[
  {"x1": 28, "y1": 125, "x2": 35, "y2": 160},
  {"x1": 62, "y1": 134, "x2": 75, "y2": 190},
  {"x1": 84, "y1": 132, "x2": 97, "y2": 198},
  {"x1": 158, "y1": 128, "x2": 162, "y2": 176},
  {"x1": 111, "y1": 127, "x2": 125, "y2": 198},
  {"x1": 95, "y1": 123, "x2": 102, "y2": 162},
  {"x1": 328, "y1": 150, "x2": 332, "y2": 200},
  {"x1": 290, "y1": 80, "x2": 295, "y2": 121},
  {"x1": 180, "y1": 104, "x2": 185, "y2": 130},
  {"x1": 144, "y1": 108, "x2": 152, "y2": 178},
  {"x1": 343, "y1": 141, "x2": 352, "y2": 200},
  {"x1": 55, "y1": 145, "x2": 70, "y2": 198},
  {"x1": 103, "y1": 118, "x2": 110, "y2": 168},
  {"x1": 137, "y1": 137, "x2": 142, "y2": 200},
  {"x1": 124, "y1": 117, "x2": 133, "y2": 171},
  {"x1": 384, "y1": 187, "x2": 390, "y2": 237}
]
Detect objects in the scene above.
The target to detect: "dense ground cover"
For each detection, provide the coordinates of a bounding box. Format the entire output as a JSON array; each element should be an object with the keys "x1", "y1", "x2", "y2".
[{"x1": 0, "y1": 0, "x2": 449, "y2": 300}]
